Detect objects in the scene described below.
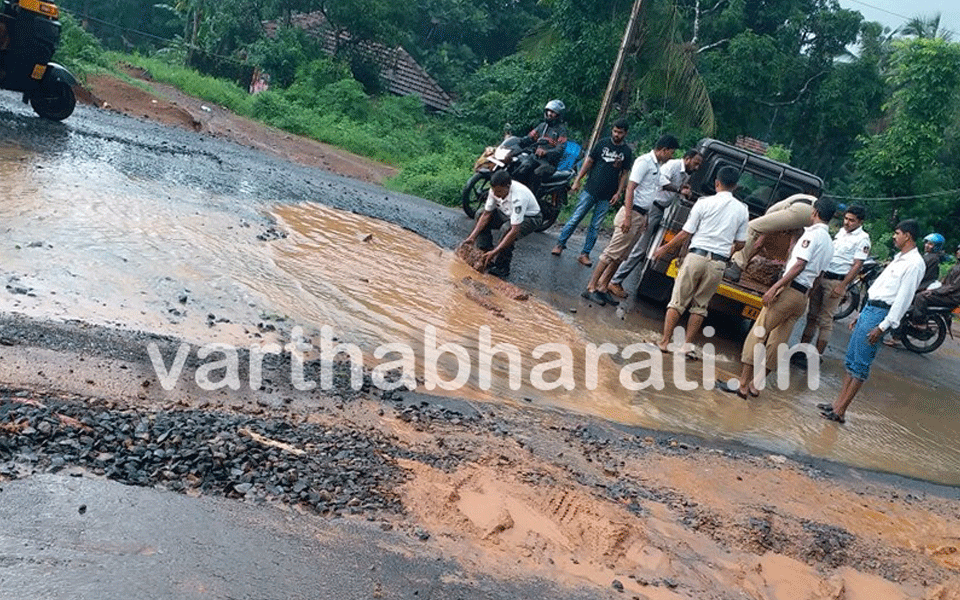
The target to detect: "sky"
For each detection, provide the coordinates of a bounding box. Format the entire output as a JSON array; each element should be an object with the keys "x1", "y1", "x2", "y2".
[{"x1": 837, "y1": 0, "x2": 960, "y2": 38}]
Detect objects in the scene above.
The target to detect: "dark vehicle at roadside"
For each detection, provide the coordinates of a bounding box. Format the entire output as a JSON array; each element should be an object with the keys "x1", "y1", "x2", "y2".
[
  {"x1": 0, "y1": 0, "x2": 76, "y2": 120},
  {"x1": 637, "y1": 138, "x2": 824, "y2": 324}
]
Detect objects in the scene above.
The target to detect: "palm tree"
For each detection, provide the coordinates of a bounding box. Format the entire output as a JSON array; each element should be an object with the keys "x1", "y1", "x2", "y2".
[{"x1": 897, "y1": 13, "x2": 953, "y2": 41}]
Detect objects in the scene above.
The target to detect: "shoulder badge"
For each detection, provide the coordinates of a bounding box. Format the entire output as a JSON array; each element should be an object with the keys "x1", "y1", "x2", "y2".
[{"x1": 802, "y1": 239, "x2": 810, "y2": 248}]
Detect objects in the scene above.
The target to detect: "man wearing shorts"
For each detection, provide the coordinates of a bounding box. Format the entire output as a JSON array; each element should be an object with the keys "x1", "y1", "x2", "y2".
[
  {"x1": 582, "y1": 134, "x2": 679, "y2": 306},
  {"x1": 652, "y1": 166, "x2": 748, "y2": 355},
  {"x1": 820, "y1": 220, "x2": 925, "y2": 424}
]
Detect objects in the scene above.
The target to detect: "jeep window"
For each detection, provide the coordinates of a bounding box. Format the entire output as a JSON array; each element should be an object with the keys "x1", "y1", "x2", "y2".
[{"x1": 701, "y1": 161, "x2": 804, "y2": 216}]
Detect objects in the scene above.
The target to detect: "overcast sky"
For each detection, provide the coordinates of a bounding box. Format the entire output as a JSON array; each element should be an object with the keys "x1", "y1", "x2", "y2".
[{"x1": 837, "y1": 0, "x2": 960, "y2": 38}]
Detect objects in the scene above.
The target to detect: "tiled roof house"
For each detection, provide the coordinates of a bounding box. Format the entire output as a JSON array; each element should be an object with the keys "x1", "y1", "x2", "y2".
[{"x1": 263, "y1": 12, "x2": 454, "y2": 112}]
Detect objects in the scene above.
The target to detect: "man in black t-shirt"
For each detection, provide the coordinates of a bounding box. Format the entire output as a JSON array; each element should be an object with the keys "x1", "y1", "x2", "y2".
[{"x1": 551, "y1": 118, "x2": 633, "y2": 267}]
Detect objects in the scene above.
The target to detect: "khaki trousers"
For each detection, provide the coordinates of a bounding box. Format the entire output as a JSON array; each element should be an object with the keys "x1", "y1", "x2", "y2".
[
  {"x1": 667, "y1": 252, "x2": 724, "y2": 317},
  {"x1": 600, "y1": 205, "x2": 647, "y2": 263},
  {"x1": 741, "y1": 286, "x2": 808, "y2": 367},
  {"x1": 800, "y1": 278, "x2": 844, "y2": 342},
  {"x1": 732, "y1": 198, "x2": 814, "y2": 269}
]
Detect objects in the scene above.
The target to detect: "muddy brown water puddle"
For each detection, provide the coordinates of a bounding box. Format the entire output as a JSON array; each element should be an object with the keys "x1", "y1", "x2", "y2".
[{"x1": 1, "y1": 147, "x2": 959, "y2": 484}]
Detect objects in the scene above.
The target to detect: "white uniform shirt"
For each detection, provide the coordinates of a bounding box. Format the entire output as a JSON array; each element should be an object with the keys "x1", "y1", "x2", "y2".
[
  {"x1": 484, "y1": 180, "x2": 540, "y2": 226},
  {"x1": 786, "y1": 222, "x2": 834, "y2": 289},
  {"x1": 826, "y1": 226, "x2": 871, "y2": 276},
  {"x1": 655, "y1": 158, "x2": 687, "y2": 209},
  {"x1": 628, "y1": 151, "x2": 662, "y2": 211},
  {"x1": 867, "y1": 247, "x2": 925, "y2": 331},
  {"x1": 682, "y1": 191, "x2": 749, "y2": 257}
]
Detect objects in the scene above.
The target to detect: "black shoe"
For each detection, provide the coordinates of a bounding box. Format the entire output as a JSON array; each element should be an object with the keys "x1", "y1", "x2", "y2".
[
  {"x1": 599, "y1": 291, "x2": 620, "y2": 306},
  {"x1": 724, "y1": 263, "x2": 742, "y2": 282},
  {"x1": 487, "y1": 265, "x2": 509, "y2": 278},
  {"x1": 817, "y1": 403, "x2": 833, "y2": 412},
  {"x1": 581, "y1": 290, "x2": 605, "y2": 306}
]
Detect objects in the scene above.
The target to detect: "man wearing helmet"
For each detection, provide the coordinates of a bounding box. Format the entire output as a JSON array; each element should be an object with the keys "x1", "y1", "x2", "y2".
[
  {"x1": 920, "y1": 233, "x2": 946, "y2": 291},
  {"x1": 908, "y1": 242, "x2": 960, "y2": 326},
  {"x1": 515, "y1": 100, "x2": 569, "y2": 193}
]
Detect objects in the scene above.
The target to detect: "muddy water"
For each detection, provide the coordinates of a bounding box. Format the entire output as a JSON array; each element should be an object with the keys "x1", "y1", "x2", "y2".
[{"x1": 1, "y1": 147, "x2": 959, "y2": 484}]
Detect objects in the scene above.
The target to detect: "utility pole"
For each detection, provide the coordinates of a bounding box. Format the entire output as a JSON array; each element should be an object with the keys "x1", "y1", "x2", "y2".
[{"x1": 586, "y1": 0, "x2": 645, "y2": 154}]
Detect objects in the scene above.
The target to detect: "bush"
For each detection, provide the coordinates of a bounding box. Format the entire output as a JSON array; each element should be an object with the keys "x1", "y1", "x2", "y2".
[
  {"x1": 386, "y1": 147, "x2": 476, "y2": 206},
  {"x1": 115, "y1": 53, "x2": 253, "y2": 115},
  {"x1": 53, "y1": 13, "x2": 109, "y2": 77}
]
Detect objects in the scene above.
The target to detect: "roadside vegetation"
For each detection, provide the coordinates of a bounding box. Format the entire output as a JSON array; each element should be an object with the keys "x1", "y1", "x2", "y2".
[{"x1": 52, "y1": 1, "x2": 960, "y2": 255}]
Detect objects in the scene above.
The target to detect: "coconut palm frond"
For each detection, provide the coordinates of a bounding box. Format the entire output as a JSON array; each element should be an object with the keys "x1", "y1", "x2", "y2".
[
  {"x1": 634, "y1": 5, "x2": 715, "y2": 134},
  {"x1": 897, "y1": 13, "x2": 952, "y2": 41}
]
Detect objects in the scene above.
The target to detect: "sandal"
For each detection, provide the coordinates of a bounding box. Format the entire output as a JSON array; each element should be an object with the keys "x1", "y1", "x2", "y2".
[
  {"x1": 717, "y1": 380, "x2": 748, "y2": 400},
  {"x1": 816, "y1": 402, "x2": 833, "y2": 411},
  {"x1": 819, "y1": 409, "x2": 845, "y2": 424}
]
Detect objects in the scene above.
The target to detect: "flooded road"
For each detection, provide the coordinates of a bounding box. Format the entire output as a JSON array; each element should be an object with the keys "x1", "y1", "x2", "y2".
[{"x1": 2, "y1": 102, "x2": 958, "y2": 486}]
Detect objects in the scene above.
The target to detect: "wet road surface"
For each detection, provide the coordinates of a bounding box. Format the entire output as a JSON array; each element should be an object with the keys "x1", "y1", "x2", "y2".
[
  {"x1": 0, "y1": 473, "x2": 606, "y2": 600},
  {"x1": 2, "y1": 93, "x2": 959, "y2": 485}
]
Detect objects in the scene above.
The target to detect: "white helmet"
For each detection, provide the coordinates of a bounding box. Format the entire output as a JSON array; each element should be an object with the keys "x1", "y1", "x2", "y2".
[{"x1": 544, "y1": 99, "x2": 566, "y2": 115}]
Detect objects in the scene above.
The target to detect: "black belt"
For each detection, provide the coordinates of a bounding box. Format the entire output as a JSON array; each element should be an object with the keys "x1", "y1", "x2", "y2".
[
  {"x1": 823, "y1": 271, "x2": 844, "y2": 281},
  {"x1": 654, "y1": 202, "x2": 671, "y2": 210},
  {"x1": 631, "y1": 204, "x2": 648, "y2": 215},
  {"x1": 867, "y1": 299, "x2": 891, "y2": 309},
  {"x1": 789, "y1": 280, "x2": 810, "y2": 294},
  {"x1": 689, "y1": 248, "x2": 728, "y2": 262}
]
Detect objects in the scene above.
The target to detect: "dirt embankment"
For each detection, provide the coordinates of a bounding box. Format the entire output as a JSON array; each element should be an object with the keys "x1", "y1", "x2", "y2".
[{"x1": 77, "y1": 68, "x2": 397, "y2": 185}]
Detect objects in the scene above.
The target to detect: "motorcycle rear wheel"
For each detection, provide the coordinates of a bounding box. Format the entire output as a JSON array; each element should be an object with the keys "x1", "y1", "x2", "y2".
[
  {"x1": 461, "y1": 172, "x2": 490, "y2": 219},
  {"x1": 833, "y1": 282, "x2": 861, "y2": 321},
  {"x1": 30, "y1": 80, "x2": 76, "y2": 121},
  {"x1": 535, "y1": 187, "x2": 566, "y2": 232},
  {"x1": 899, "y1": 314, "x2": 947, "y2": 354}
]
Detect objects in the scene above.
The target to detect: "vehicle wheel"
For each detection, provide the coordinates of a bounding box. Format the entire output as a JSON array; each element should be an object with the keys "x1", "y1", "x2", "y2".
[
  {"x1": 535, "y1": 188, "x2": 565, "y2": 232},
  {"x1": 30, "y1": 80, "x2": 76, "y2": 121},
  {"x1": 461, "y1": 172, "x2": 489, "y2": 219},
  {"x1": 833, "y1": 284, "x2": 860, "y2": 321},
  {"x1": 899, "y1": 314, "x2": 947, "y2": 354}
]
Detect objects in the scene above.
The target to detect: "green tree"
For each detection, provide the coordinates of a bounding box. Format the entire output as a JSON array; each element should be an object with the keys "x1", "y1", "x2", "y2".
[{"x1": 853, "y1": 38, "x2": 960, "y2": 242}]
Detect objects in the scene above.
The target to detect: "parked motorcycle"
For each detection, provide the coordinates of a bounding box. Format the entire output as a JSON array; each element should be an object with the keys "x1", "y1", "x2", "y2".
[
  {"x1": 461, "y1": 135, "x2": 579, "y2": 232},
  {"x1": 888, "y1": 305, "x2": 955, "y2": 354},
  {"x1": 833, "y1": 256, "x2": 882, "y2": 321},
  {"x1": 0, "y1": 0, "x2": 76, "y2": 120}
]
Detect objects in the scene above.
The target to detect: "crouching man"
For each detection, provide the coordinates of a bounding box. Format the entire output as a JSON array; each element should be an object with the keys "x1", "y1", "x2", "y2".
[{"x1": 462, "y1": 170, "x2": 542, "y2": 278}]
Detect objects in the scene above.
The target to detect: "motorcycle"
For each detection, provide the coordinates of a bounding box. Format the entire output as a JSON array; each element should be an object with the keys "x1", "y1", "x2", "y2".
[
  {"x1": 461, "y1": 135, "x2": 579, "y2": 233},
  {"x1": 888, "y1": 305, "x2": 955, "y2": 354},
  {"x1": 0, "y1": 0, "x2": 77, "y2": 120},
  {"x1": 833, "y1": 256, "x2": 882, "y2": 321}
]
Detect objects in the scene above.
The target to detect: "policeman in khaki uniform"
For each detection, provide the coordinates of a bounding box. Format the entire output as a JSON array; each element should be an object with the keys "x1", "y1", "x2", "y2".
[
  {"x1": 652, "y1": 166, "x2": 748, "y2": 356},
  {"x1": 462, "y1": 169, "x2": 542, "y2": 278},
  {"x1": 724, "y1": 197, "x2": 837, "y2": 399},
  {"x1": 725, "y1": 193, "x2": 816, "y2": 282},
  {"x1": 798, "y1": 204, "x2": 871, "y2": 359}
]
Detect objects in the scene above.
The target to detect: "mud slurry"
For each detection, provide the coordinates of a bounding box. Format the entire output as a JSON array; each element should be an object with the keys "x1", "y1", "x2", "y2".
[{"x1": 4, "y1": 350, "x2": 960, "y2": 600}]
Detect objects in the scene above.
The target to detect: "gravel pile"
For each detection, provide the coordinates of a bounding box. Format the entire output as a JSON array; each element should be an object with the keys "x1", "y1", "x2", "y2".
[{"x1": 0, "y1": 390, "x2": 414, "y2": 516}]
